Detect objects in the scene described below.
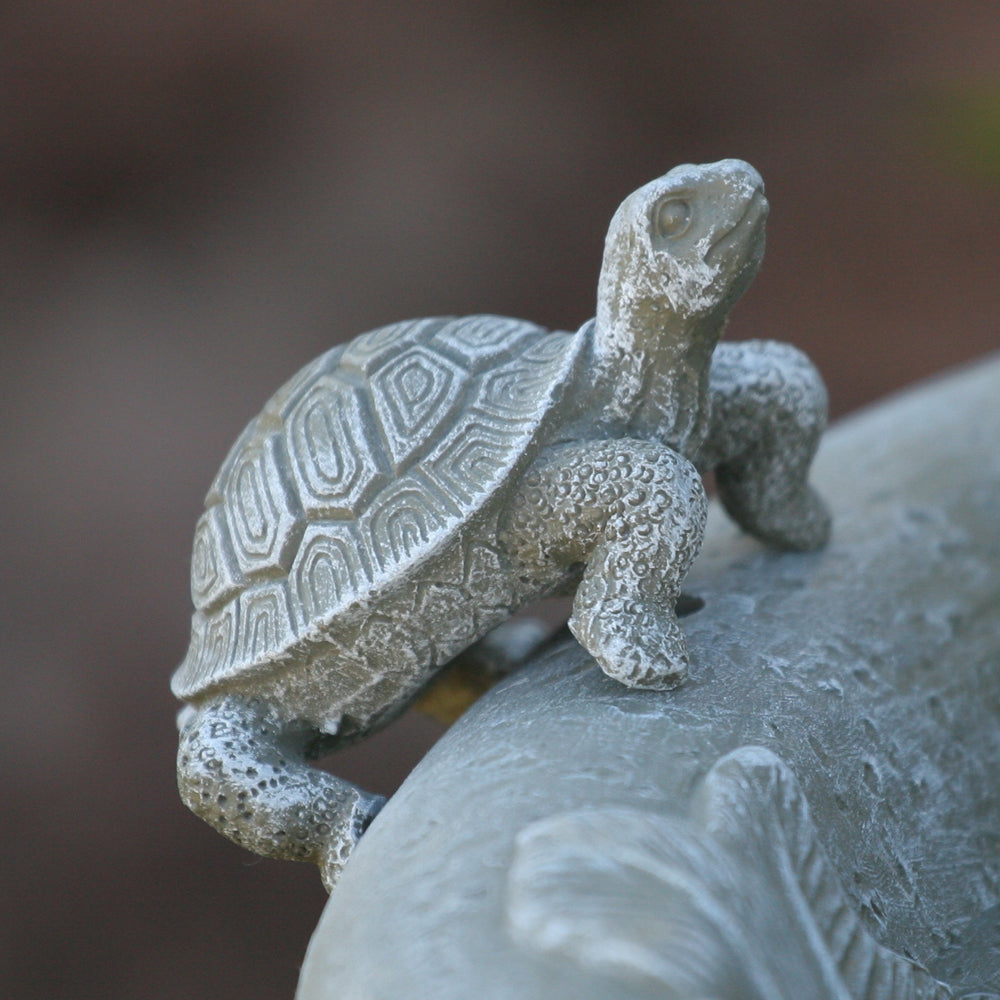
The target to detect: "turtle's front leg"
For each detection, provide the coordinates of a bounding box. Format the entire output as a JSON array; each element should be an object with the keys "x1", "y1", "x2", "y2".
[
  {"x1": 501, "y1": 440, "x2": 707, "y2": 689},
  {"x1": 177, "y1": 695, "x2": 385, "y2": 891},
  {"x1": 696, "y1": 339, "x2": 831, "y2": 551}
]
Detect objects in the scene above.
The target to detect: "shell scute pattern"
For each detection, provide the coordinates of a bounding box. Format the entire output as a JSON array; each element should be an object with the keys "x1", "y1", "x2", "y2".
[
  {"x1": 519, "y1": 329, "x2": 577, "y2": 364},
  {"x1": 182, "y1": 605, "x2": 239, "y2": 696},
  {"x1": 366, "y1": 470, "x2": 461, "y2": 573},
  {"x1": 172, "y1": 316, "x2": 585, "y2": 701},
  {"x1": 429, "y1": 314, "x2": 543, "y2": 373},
  {"x1": 368, "y1": 344, "x2": 467, "y2": 471},
  {"x1": 477, "y1": 332, "x2": 576, "y2": 416},
  {"x1": 202, "y1": 345, "x2": 349, "y2": 510},
  {"x1": 190, "y1": 505, "x2": 244, "y2": 613},
  {"x1": 205, "y1": 419, "x2": 259, "y2": 508},
  {"x1": 270, "y1": 342, "x2": 351, "y2": 420},
  {"x1": 235, "y1": 581, "x2": 297, "y2": 667},
  {"x1": 224, "y1": 434, "x2": 305, "y2": 580},
  {"x1": 286, "y1": 378, "x2": 387, "y2": 519},
  {"x1": 422, "y1": 411, "x2": 526, "y2": 507},
  {"x1": 289, "y1": 522, "x2": 372, "y2": 631},
  {"x1": 339, "y1": 317, "x2": 447, "y2": 377}
]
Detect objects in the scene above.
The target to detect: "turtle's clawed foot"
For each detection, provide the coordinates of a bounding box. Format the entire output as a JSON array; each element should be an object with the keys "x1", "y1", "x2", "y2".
[
  {"x1": 177, "y1": 695, "x2": 387, "y2": 893},
  {"x1": 768, "y1": 485, "x2": 831, "y2": 552},
  {"x1": 319, "y1": 791, "x2": 386, "y2": 892},
  {"x1": 719, "y1": 477, "x2": 831, "y2": 552},
  {"x1": 570, "y1": 596, "x2": 689, "y2": 690}
]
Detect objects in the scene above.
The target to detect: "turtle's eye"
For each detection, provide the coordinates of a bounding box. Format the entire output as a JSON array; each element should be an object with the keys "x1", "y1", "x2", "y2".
[{"x1": 653, "y1": 198, "x2": 691, "y2": 239}]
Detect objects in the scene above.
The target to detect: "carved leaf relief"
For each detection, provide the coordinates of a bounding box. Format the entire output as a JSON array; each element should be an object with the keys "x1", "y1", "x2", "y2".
[{"x1": 507, "y1": 747, "x2": 951, "y2": 1000}]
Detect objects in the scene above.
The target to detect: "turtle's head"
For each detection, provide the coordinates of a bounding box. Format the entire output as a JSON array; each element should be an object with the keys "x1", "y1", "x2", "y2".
[
  {"x1": 596, "y1": 159, "x2": 768, "y2": 337},
  {"x1": 588, "y1": 160, "x2": 768, "y2": 448}
]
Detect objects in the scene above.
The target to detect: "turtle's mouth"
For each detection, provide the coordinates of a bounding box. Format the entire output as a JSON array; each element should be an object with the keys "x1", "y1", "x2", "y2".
[{"x1": 704, "y1": 190, "x2": 768, "y2": 265}]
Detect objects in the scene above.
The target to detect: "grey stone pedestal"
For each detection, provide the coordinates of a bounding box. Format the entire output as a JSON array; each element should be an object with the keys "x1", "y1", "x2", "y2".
[{"x1": 298, "y1": 354, "x2": 1000, "y2": 1000}]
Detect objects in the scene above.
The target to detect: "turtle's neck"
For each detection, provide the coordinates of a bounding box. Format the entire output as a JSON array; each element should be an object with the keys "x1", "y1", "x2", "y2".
[
  {"x1": 589, "y1": 292, "x2": 727, "y2": 459},
  {"x1": 582, "y1": 159, "x2": 766, "y2": 457}
]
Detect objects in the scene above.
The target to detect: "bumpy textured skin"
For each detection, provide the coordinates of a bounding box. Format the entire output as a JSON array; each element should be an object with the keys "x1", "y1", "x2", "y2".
[
  {"x1": 500, "y1": 440, "x2": 708, "y2": 688},
  {"x1": 174, "y1": 159, "x2": 831, "y2": 889},
  {"x1": 697, "y1": 339, "x2": 830, "y2": 550},
  {"x1": 177, "y1": 695, "x2": 384, "y2": 889}
]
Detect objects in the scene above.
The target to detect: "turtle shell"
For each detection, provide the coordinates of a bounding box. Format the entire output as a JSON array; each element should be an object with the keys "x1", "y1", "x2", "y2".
[{"x1": 172, "y1": 315, "x2": 585, "y2": 701}]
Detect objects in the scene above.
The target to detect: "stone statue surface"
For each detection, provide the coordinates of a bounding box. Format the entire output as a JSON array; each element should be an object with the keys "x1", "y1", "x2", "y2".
[
  {"x1": 296, "y1": 354, "x2": 1000, "y2": 1000},
  {"x1": 170, "y1": 159, "x2": 829, "y2": 888}
]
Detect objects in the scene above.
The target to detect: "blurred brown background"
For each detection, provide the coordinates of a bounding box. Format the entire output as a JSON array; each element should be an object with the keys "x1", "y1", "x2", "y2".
[{"x1": 2, "y1": 3, "x2": 998, "y2": 998}]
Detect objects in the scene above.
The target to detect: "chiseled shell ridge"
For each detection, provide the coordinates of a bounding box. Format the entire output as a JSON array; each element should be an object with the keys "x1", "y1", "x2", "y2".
[
  {"x1": 508, "y1": 747, "x2": 951, "y2": 1000},
  {"x1": 172, "y1": 315, "x2": 584, "y2": 701}
]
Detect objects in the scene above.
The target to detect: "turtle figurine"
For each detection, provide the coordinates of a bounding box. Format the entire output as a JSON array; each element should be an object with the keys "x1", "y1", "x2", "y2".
[{"x1": 173, "y1": 159, "x2": 830, "y2": 890}]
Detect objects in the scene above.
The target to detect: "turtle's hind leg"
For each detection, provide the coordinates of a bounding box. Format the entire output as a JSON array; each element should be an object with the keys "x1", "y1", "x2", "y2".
[
  {"x1": 501, "y1": 440, "x2": 707, "y2": 690},
  {"x1": 177, "y1": 695, "x2": 385, "y2": 891},
  {"x1": 698, "y1": 339, "x2": 831, "y2": 551}
]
